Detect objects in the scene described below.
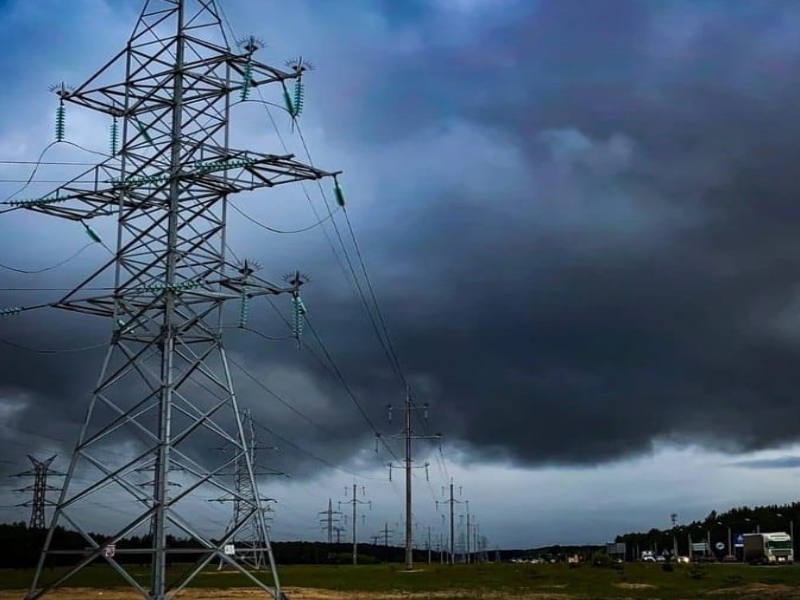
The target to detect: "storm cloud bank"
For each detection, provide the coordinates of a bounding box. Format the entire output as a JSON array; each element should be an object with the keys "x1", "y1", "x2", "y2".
[{"x1": 3, "y1": 0, "x2": 800, "y2": 478}]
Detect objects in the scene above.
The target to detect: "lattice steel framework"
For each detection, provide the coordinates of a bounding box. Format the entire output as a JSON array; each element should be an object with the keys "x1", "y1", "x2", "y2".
[
  {"x1": 13, "y1": 456, "x2": 64, "y2": 530},
  {"x1": 213, "y1": 408, "x2": 278, "y2": 571},
  {"x1": 23, "y1": 1, "x2": 338, "y2": 599}
]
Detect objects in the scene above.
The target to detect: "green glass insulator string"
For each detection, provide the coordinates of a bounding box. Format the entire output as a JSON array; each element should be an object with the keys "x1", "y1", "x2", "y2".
[
  {"x1": 55, "y1": 104, "x2": 66, "y2": 142},
  {"x1": 291, "y1": 295, "x2": 306, "y2": 342},
  {"x1": 333, "y1": 178, "x2": 346, "y2": 207},
  {"x1": 293, "y1": 80, "x2": 304, "y2": 117},
  {"x1": 238, "y1": 289, "x2": 249, "y2": 327},
  {"x1": 110, "y1": 117, "x2": 119, "y2": 155},
  {"x1": 240, "y1": 62, "x2": 253, "y2": 101}
]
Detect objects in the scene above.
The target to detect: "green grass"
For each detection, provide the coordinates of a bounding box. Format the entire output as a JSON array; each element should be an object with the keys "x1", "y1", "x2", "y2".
[{"x1": 2, "y1": 562, "x2": 800, "y2": 599}]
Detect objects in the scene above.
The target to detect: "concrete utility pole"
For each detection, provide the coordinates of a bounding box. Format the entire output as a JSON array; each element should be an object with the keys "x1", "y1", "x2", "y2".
[
  {"x1": 465, "y1": 501, "x2": 471, "y2": 563},
  {"x1": 340, "y1": 485, "x2": 371, "y2": 565},
  {"x1": 13, "y1": 456, "x2": 64, "y2": 529},
  {"x1": 437, "y1": 479, "x2": 464, "y2": 565},
  {"x1": 671, "y1": 513, "x2": 679, "y2": 558},
  {"x1": 386, "y1": 391, "x2": 440, "y2": 571},
  {"x1": 319, "y1": 499, "x2": 343, "y2": 544},
  {"x1": 427, "y1": 526, "x2": 432, "y2": 564}
]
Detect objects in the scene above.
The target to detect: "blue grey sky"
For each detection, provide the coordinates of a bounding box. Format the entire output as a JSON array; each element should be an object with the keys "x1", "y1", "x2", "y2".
[{"x1": 2, "y1": 0, "x2": 800, "y2": 549}]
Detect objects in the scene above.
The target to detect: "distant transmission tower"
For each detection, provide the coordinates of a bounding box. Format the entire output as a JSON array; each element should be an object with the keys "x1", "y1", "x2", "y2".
[
  {"x1": 13, "y1": 456, "x2": 65, "y2": 530},
  {"x1": 13, "y1": 1, "x2": 340, "y2": 599},
  {"x1": 318, "y1": 498, "x2": 343, "y2": 544},
  {"x1": 212, "y1": 408, "x2": 281, "y2": 571}
]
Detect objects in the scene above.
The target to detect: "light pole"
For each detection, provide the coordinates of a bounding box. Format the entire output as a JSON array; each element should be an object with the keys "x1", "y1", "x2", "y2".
[
  {"x1": 776, "y1": 513, "x2": 795, "y2": 557},
  {"x1": 717, "y1": 522, "x2": 732, "y2": 558}
]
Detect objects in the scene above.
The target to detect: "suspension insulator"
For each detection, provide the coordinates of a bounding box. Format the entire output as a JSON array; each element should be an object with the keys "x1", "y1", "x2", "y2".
[
  {"x1": 333, "y1": 181, "x2": 346, "y2": 207},
  {"x1": 55, "y1": 105, "x2": 66, "y2": 142},
  {"x1": 110, "y1": 118, "x2": 119, "y2": 155}
]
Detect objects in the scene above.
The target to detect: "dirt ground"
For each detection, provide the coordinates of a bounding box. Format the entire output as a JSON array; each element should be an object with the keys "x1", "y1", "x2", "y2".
[
  {"x1": 0, "y1": 589, "x2": 574, "y2": 600},
  {"x1": 2, "y1": 584, "x2": 800, "y2": 600}
]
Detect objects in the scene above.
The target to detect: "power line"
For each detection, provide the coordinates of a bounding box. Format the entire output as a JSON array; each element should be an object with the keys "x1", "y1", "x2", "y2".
[
  {"x1": 261, "y1": 296, "x2": 401, "y2": 464},
  {"x1": 229, "y1": 200, "x2": 340, "y2": 234},
  {"x1": 227, "y1": 354, "x2": 341, "y2": 440},
  {"x1": 296, "y1": 122, "x2": 408, "y2": 388},
  {"x1": 250, "y1": 420, "x2": 381, "y2": 481},
  {"x1": 0, "y1": 160, "x2": 100, "y2": 166},
  {"x1": 0, "y1": 337, "x2": 107, "y2": 355},
  {"x1": 0, "y1": 242, "x2": 96, "y2": 274}
]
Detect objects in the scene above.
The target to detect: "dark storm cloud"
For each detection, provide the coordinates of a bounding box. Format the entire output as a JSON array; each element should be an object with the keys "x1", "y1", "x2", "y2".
[
  {"x1": 4, "y1": 0, "x2": 800, "y2": 480},
  {"x1": 295, "y1": 0, "x2": 800, "y2": 466},
  {"x1": 730, "y1": 456, "x2": 800, "y2": 470}
]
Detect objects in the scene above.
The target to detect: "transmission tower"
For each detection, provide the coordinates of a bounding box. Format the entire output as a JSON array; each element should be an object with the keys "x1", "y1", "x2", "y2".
[
  {"x1": 14, "y1": 1, "x2": 340, "y2": 599},
  {"x1": 340, "y1": 484, "x2": 371, "y2": 565},
  {"x1": 385, "y1": 390, "x2": 440, "y2": 571},
  {"x1": 318, "y1": 498, "x2": 343, "y2": 544},
  {"x1": 211, "y1": 408, "x2": 282, "y2": 571},
  {"x1": 376, "y1": 521, "x2": 396, "y2": 549},
  {"x1": 13, "y1": 456, "x2": 65, "y2": 530}
]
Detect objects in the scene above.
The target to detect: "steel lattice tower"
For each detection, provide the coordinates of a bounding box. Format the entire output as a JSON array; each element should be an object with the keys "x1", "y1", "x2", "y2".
[
  {"x1": 223, "y1": 408, "x2": 272, "y2": 570},
  {"x1": 22, "y1": 1, "x2": 338, "y2": 599},
  {"x1": 13, "y1": 456, "x2": 64, "y2": 530}
]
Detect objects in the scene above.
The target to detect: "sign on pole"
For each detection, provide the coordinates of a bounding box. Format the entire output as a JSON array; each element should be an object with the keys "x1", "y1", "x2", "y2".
[{"x1": 715, "y1": 542, "x2": 725, "y2": 551}]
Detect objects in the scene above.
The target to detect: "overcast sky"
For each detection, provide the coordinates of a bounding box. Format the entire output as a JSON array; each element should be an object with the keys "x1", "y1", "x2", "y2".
[{"x1": 2, "y1": 0, "x2": 800, "y2": 551}]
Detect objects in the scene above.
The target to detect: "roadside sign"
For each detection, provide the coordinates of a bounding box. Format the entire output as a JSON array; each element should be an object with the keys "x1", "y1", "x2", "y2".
[
  {"x1": 104, "y1": 544, "x2": 116, "y2": 558},
  {"x1": 735, "y1": 534, "x2": 744, "y2": 548},
  {"x1": 715, "y1": 542, "x2": 725, "y2": 551}
]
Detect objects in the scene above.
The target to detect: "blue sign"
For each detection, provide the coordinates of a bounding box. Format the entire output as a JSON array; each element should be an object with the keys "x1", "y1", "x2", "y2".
[{"x1": 735, "y1": 534, "x2": 744, "y2": 548}]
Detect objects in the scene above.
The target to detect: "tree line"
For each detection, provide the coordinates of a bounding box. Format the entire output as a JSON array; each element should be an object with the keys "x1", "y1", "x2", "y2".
[
  {"x1": 613, "y1": 502, "x2": 800, "y2": 558},
  {"x1": 0, "y1": 522, "x2": 443, "y2": 569}
]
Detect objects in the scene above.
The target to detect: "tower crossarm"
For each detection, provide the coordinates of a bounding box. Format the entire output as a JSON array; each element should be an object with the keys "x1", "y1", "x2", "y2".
[
  {"x1": 52, "y1": 272, "x2": 303, "y2": 319},
  {"x1": 7, "y1": 152, "x2": 338, "y2": 222},
  {"x1": 61, "y1": 49, "x2": 300, "y2": 118}
]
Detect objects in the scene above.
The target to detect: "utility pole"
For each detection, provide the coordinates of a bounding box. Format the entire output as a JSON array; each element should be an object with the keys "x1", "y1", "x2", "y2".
[
  {"x1": 11, "y1": 2, "x2": 341, "y2": 598},
  {"x1": 427, "y1": 526, "x2": 432, "y2": 564},
  {"x1": 465, "y1": 501, "x2": 471, "y2": 563},
  {"x1": 437, "y1": 479, "x2": 464, "y2": 565},
  {"x1": 671, "y1": 513, "x2": 679, "y2": 558},
  {"x1": 13, "y1": 456, "x2": 64, "y2": 530},
  {"x1": 386, "y1": 391, "x2": 440, "y2": 571},
  {"x1": 340, "y1": 485, "x2": 371, "y2": 565},
  {"x1": 319, "y1": 499, "x2": 343, "y2": 544}
]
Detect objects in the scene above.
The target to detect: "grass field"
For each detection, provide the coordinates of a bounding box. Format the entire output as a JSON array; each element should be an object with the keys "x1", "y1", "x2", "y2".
[{"x1": 2, "y1": 562, "x2": 800, "y2": 599}]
